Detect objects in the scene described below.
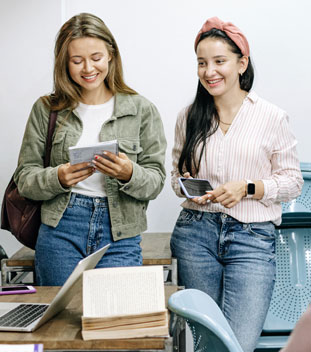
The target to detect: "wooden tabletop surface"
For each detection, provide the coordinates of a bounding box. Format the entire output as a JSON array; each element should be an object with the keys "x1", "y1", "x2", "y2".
[
  {"x1": 0, "y1": 285, "x2": 180, "y2": 350},
  {"x1": 6, "y1": 232, "x2": 173, "y2": 267}
]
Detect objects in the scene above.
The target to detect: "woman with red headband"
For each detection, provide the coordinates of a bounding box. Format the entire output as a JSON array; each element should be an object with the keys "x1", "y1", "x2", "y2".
[{"x1": 171, "y1": 17, "x2": 303, "y2": 351}]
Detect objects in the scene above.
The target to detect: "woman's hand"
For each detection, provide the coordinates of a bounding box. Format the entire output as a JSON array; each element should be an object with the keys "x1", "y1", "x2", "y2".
[
  {"x1": 193, "y1": 181, "x2": 246, "y2": 208},
  {"x1": 58, "y1": 162, "x2": 95, "y2": 187},
  {"x1": 210, "y1": 181, "x2": 246, "y2": 208},
  {"x1": 183, "y1": 172, "x2": 192, "y2": 179},
  {"x1": 92, "y1": 151, "x2": 133, "y2": 182}
]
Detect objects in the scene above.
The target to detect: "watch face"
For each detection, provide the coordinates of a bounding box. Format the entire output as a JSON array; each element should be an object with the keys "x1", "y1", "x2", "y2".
[{"x1": 248, "y1": 183, "x2": 255, "y2": 195}]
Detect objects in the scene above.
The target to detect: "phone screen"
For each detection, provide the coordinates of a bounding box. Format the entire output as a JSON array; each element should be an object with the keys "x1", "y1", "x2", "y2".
[
  {"x1": 181, "y1": 178, "x2": 213, "y2": 197},
  {"x1": 0, "y1": 286, "x2": 30, "y2": 292}
]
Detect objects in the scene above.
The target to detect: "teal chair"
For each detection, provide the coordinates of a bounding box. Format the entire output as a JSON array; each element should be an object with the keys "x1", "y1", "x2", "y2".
[
  {"x1": 168, "y1": 288, "x2": 243, "y2": 352},
  {"x1": 257, "y1": 162, "x2": 311, "y2": 350}
]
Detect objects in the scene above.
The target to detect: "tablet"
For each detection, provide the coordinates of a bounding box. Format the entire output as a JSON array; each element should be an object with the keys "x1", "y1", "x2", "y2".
[{"x1": 178, "y1": 177, "x2": 213, "y2": 199}]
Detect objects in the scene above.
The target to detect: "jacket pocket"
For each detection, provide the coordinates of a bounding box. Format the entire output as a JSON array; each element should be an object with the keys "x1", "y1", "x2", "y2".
[
  {"x1": 118, "y1": 139, "x2": 143, "y2": 162},
  {"x1": 51, "y1": 131, "x2": 75, "y2": 166}
]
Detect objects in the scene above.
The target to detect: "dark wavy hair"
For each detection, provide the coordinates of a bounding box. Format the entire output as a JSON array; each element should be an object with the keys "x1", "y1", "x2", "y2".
[{"x1": 178, "y1": 28, "x2": 254, "y2": 176}]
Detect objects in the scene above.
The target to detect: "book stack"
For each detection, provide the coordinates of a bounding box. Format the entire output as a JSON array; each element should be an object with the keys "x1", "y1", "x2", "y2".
[{"x1": 81, "y1": 265, "x2": 168, "y2": 340}]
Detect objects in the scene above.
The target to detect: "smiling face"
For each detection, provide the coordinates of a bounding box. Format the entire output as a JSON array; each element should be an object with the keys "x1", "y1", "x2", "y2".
[
  {"x1": 68, "y1": 37, "x2": 112, "y2": 103},
  {"x1": 196, "y1": 37, "x2": 248, "y2": 100}
]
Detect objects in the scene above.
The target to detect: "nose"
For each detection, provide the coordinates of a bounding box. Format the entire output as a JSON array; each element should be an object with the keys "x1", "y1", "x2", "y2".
[
  {"x1": 204, "y1": 64, "x2": 216, "y2": 78},
  {"x1": 83, "y1": 59, "x2": 93, "y2": 73}
]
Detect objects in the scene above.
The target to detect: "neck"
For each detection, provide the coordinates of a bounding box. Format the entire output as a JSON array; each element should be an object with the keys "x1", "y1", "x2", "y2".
[
  {"x1": 215, "y1": 89, "x2": 248, "y2": 124},
  {"x1": 81, "y1": 86, "x2": 113, "y2": 105},
  {"x1": 214, "y1": 88, "x2": 247, "y2": 111}
]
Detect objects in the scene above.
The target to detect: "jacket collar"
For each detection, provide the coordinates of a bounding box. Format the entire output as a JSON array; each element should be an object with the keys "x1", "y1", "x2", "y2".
[{"x1": 113, "y1": 93, "x2": 137, "y2": 118}]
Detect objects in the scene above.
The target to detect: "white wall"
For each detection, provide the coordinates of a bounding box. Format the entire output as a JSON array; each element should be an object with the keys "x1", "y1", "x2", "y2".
[{"x1": 1, "y1": 0, "x2": 310, "y2": 256}]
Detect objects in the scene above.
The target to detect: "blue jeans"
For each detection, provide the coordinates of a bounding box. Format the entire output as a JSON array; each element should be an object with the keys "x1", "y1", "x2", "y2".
[
  {"x1": 35, "y1": 193, "x2": 142, "y2": 286},
  {"x1": 171, "y1": 209, "x2": 276, "y2": 352}
]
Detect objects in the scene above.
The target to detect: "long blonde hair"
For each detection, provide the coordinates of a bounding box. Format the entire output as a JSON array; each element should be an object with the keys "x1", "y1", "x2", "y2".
[{"x1": 44, "y1": 13, "x2": 136, "y2": 111}]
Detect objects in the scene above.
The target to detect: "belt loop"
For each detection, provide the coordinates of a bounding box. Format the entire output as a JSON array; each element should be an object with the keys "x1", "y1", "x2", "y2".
[{"x1": 68, "y1": 192, "x2": 77, "y2": 207}]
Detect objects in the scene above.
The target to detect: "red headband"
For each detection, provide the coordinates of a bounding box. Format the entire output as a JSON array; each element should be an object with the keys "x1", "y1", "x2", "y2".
[{"x1": 194, "y1": 17, "x2": 250, "y2": 57}]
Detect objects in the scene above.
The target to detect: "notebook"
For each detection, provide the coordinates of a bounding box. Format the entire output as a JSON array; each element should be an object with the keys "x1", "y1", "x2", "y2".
[{"x1": 0, "y1": 244, "x2": 110, "y2": 332}]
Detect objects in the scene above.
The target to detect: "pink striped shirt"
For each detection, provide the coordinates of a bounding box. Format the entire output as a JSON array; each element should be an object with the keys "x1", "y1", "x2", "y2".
[{"x1": 171, "y1": 91, "x2": 303, "y2": 225}]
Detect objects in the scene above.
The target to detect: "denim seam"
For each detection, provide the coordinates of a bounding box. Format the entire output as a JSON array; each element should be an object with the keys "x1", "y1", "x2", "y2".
[{"x1": 222, "y1": 270, "x2": 226, "y2": 316}]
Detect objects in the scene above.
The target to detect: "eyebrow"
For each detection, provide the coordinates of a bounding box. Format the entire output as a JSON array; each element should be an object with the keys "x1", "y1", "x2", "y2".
[
  {"x1": 70, "y1": 52, "x2": 103, "y2": 59},
  {"x1": 197, "y1": 55, "x2": 227, "y2": 60}
]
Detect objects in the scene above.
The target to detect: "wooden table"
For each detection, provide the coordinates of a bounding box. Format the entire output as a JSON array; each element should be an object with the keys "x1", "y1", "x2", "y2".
[
  {"x1": 0, "y1": 285, "x2": 185, "y2": 351},
  {"x1": 1, "y1": 232, "x2": 177, "y2": 286}
]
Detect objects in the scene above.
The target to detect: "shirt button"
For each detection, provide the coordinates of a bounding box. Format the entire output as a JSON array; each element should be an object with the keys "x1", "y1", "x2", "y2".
[{"x1": 95, "y1": 199, "x2": 100, "y2": 203}]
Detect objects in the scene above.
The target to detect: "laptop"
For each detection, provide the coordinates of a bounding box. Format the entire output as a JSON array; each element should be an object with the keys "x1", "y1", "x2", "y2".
[{"x1": 0, "y1": 244, "x2": 110, "y2": 332}]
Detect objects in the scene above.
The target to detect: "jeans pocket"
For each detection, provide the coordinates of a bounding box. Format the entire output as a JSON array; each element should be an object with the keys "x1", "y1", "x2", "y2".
[
  {"x1": 176, "y1": 208, "x2": 198, "y2": 225},
  {"x1": 248, "y1": 222, "x2": 275, "y2": 240}
]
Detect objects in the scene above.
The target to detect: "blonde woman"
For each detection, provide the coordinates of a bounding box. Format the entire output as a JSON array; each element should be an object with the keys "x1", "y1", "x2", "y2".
[{"x1": 15, "y1": 13, "x2": 166, "y2": 286}]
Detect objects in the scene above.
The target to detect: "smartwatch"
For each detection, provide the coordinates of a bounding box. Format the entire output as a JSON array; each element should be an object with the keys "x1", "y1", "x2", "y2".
[{"x1": 245, "y1": 180, "x2": 255, "y2": 198}]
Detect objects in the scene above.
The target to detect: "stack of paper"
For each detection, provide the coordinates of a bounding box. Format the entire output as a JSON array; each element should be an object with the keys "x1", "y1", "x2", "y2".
[
  {"x1": 81, "y1": 266, "x2": 168, "y2": 340},
  {"x1": 69, "y1": 140, "x2": 119, "y2": 165}
]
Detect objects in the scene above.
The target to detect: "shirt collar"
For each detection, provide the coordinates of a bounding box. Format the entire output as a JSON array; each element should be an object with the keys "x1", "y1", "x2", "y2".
[
  {"x1": 71, "y1": 93, "x2": 138, "y2": 119},
  {"x1": 246, "y1": 90, "x2": 258, "y2": 103}
]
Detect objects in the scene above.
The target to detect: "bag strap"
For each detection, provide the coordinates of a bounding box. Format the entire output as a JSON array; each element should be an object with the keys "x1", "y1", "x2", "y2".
[{"x1": 44, "y1": 111, "x2": 58, "y2": 168}]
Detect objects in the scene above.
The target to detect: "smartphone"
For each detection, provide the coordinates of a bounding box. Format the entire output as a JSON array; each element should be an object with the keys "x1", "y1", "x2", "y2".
[
  {"x1": 0, "y1": 285, "x2": 36, "y2": 295},
  {"x1": 178, "y1": 177, "x2": 213, "y2": 199}
]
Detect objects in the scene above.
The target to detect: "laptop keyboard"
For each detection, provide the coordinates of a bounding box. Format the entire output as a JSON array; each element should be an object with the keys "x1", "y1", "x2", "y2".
[{"x1": 0, "y1": 304, "x2": 49, "y2": 327}]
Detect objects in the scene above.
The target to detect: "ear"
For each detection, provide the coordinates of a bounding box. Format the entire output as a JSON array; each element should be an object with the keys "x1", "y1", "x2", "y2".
[{"x1": 239, "y1": 55, "x2": 249, "y2": 75}]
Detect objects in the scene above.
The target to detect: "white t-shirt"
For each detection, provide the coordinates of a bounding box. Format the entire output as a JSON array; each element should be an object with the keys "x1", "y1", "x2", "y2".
[{"x1": 71, "y1": 97, "x2": 115, "y2": 197}]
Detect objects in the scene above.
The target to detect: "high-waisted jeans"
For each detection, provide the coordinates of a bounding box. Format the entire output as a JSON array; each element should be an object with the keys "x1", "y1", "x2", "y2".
[
  {"x1": 171, "y1": 209, "x2": 276, "y2": 352},
  {"x1": 35, "y1": 193, "x2": 142, "y2": 286}
]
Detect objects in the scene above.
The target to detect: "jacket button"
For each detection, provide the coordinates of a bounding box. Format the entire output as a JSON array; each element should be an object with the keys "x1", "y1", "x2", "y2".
[
  {"x1": 113, "y1": 201, "x2": 118, "y2": 207},
  {"x1": 124, "y1": 186, "x2": 129, "y2": 191},
  {"x1": 117, "y1": 232, "x2": 122, "y2": 237},
  {"x1": 133, "y1": 144, "x2": 137, "y2": 151}
]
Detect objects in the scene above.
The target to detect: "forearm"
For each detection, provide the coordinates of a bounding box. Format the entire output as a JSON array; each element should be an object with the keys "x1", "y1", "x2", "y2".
[
  {"x1": 14, "y1": 165, "x2": 69, "y2": 201},
  {"x1": 118, "y1": 162, "x2": 166, "y2": 201}
]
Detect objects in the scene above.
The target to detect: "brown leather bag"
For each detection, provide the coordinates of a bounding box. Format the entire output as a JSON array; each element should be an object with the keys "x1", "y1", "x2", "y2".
[{"x1": 1, "y1": 111, "x2": 58, "y2": 249}]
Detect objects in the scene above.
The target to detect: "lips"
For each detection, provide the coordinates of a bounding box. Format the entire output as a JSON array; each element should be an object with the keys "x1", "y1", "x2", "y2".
[
  {"x1": 207, "y1": 78, "x2": 222, "y2": 84},
  {"x1": 82, "y1": 73, "x2": 98, "y2": 82}
]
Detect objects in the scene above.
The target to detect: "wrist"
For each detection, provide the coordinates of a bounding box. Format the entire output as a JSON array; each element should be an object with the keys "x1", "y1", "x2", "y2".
[
  {"x1": 243, "y1": 181, "x2": 247, "y2": 197},
  {"x1": 245, "y1": 179, "x2": 255, "y2": 198}
]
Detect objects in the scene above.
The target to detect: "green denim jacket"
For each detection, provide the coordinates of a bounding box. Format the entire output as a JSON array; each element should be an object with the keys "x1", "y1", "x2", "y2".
[{"x1": 14, "y1": 93, "x2": 167, "y2": 241}]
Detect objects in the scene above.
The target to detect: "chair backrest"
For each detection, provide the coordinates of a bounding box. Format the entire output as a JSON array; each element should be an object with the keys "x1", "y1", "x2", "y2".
[
  {"x1": 280, "y1": 162, "x2": 311, "y2": 227},
  {"x1": 263, "y1": 226, "x2": 311, "y2": 332},
  {"x1": 168, "y1": 289, "x2": 243, "y2": 352},
  {"x1": 263, "y1": 162, "x2": 311, "y2": 332}
]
